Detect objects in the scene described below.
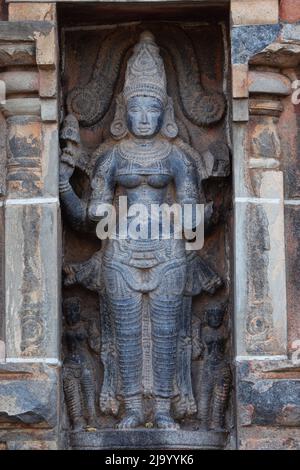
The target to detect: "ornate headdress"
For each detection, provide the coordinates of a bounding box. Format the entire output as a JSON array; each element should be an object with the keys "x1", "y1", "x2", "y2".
[
  {"x1": 123, "y1": 31, "x2": 167, "y2": 105},
  {"x1": 111, "y1": 31, "x2": 178, "y2": 139}
]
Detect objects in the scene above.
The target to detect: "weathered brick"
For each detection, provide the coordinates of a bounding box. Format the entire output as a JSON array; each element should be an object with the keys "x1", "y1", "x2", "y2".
[
  {"x1": 285, "y1": 205, "x2": 300, "y2": 352},
  {"x1": 280, "y1": 0, "x2": 300, "y2": 23},
  {"x1": 232, "y1": 64, "x2": 249, "y2": 98},
  {"x1": 231, "y1": 0, "x2": 279, "y2": 26},
  {"x1": 9, "y1": 3, "x2": 56, "y2": 22}
]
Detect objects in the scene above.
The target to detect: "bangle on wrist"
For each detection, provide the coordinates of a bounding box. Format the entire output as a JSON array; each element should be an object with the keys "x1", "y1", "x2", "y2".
[{"x1": 59, "y1": 180, "x2": 71, "y2": 193}]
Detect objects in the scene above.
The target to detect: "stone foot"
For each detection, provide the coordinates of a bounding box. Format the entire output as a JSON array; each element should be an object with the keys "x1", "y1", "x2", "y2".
[
  {"x1": 154, "y1": 412, "x2": 180, "y2": 430},
  {"x1": 116, "y1": 412, "x2": 144, "y2": 430},
  {"x1": 85, "y1": 416, "x2": 101, "y2": 430},
  {"x1": 72, "y1": 417, "x2": 86, "y2": 431}
]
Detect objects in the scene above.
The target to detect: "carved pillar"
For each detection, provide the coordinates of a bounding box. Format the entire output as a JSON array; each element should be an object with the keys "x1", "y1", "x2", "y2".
[
  {"x1": 0, "y1": 7, "x2": 61, "y2": 449},
  {"x1": 0, "y1": 87, "x2": 5, "y2": 361},
  {"x1": 231, "y1": 0, "x2": 300, "y2": 449}
]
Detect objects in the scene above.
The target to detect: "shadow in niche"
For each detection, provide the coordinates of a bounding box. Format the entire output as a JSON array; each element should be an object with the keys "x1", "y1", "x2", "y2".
[{"x1": 59, "y1": 3, "x2": 233, "y2": 449}]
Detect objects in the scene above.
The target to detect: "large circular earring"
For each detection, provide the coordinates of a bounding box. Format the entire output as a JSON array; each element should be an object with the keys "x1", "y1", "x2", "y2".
[
  {"x1": 110, "y1": 94, "x2": 128, "y2": 140},
  {"x1": 161, "y1": 97, "x2": 178, "y2": 139}
]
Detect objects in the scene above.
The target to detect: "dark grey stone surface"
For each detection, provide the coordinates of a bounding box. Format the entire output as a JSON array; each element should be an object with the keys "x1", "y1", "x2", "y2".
[
  {"x1": 70, "y1": 429, "x2": 228, "y2": 450},
  {"x1": 238, "y1": 363, "x2": 300, "y2": 427},
  {"x1": 0, "y1": 364, "x2": 58, "y2": 428},
  {"x1": 281, "y1": 22, "x2": 300, "y2": 42},
  {"x1": 232, "y1": 24, "x2": 281, "y2": 64},
  {"x1": 0, "y1": 21, "x2": 53, "y2": 41}
]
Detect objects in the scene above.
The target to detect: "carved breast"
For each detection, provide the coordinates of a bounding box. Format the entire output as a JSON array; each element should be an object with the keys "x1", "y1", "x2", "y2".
[{"x1": 116, "y1": 173, "x2": 172, "y2": 189}]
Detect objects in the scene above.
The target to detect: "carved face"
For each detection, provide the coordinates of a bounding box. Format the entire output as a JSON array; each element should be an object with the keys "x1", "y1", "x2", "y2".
[
  {"x1": 206, "y1": 308, "x2": 224, "y2": 329},
  {"x1": 127, "y1": 96, "x2": 164, "y2": 138}
]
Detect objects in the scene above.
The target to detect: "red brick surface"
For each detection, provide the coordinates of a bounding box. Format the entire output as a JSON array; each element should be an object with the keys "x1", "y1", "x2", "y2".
[{"x1": 280, "y1": 0, "x2": 300, "y2": 22}]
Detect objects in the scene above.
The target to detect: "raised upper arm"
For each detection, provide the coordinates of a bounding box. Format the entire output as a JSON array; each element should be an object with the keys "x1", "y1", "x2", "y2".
[
  {"x1": 90, "y1": 149, "x2": 117, "y2": 204},
  {"x1": 171, "y1": 147, "x2": 199, "y2": 205}
]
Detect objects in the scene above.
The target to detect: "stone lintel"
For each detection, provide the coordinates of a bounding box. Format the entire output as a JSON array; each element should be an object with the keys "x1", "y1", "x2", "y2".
[
  {"x1": 0, "y1": 20, "x2": 53, "y2": 41},
  {"x1": 8, "y1": 2, "x2": 56, "y2": 22}
]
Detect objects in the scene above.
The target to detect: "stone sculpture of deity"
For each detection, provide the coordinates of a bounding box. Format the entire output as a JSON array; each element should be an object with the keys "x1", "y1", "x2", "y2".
[{"x1": 59, "y1": 31, "x2": 224, "y2": 430}]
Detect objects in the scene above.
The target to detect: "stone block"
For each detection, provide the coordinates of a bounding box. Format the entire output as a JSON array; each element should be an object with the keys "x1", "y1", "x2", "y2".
[
  {"x1": 231, "y1": 0, "x2": 279, "y2": 26},
  {"x1": 231, "y1": 24, "x2": 281, "y2": 64},
  {"x1": 6, "y1": 116, "x2": 42, "y2": 198},
  {"x1": 70, "y1": 429, "x2": 228, "y2": 450},
  {"x1": 248, "y1": 71, "x2": 291, "y2": 96},
  {"x1": 285, "y1": 204, "x2": 300, "y2": 352},
  {"x1": 234, "y1": 200, "x2": 287, "y2": 356},
  {"x1": 0, "y1": 21, "x2": 52, "y2": 42},
  {"x1": 249, "y1": 42, "x2": 300, "y2": 68},
  {"x1": 41, "y1": 99, "x2": 57, "y2": 122},
  {"x1": 0, "y1": 204, "x2": 4, "y2": 344},
  {"x1": 39, "y1": 69, "x2": 57, "y2": 98},
  {"x1": 281, "y1": 23, "x2": 300, "y2": 42},
  {"x1": 0, "y1": 71, "x2": 39, "y2": 95},
  {"x1": 233, "y1": 99, "x2": 249, "y2": 121},
  {"x1": 0, "y1": 363, "x2": 58, "y2": 428},
  {"x1": 7, "y1": 440, "x2": 58, "y2": 450},
  {"x1": 237, "y1": 360, "x2": 300, "y2": 429},
  {"x1": 0, "y1": 341, "x2": 4, "y2": 362},
  {"x1": 35, "y1": 27, "x2": 57, "y2": 69},
  {"x1": 0, "y1": 43, "x2": 36, "y2": 68},
  {"x1": 9, "y1": 3, "x2": 56, "y2": 22},
  {"x1": 0, "y1": 98, "x2": 41, "y2": 118},
  {"x1": 279, "y1": 97, "x2": 300, "y2": 200},
  {"x1": 232, "y1": 124, "x2": 251, "y2": 198},
  {"x1": 236, "y1": 358, "x2": 300, "y2": 448},
  {"x1": 280, "y1": 0, "x2": 300, "y2": 23},
  {"x1": 42, "y1": 123, "x2": 59, "y2": 197},
  {"x1": 5, "y1": 202, "x2": 60, "y2": 359},
  {"x1": 0, "y1": 114, "x2": 6, "y2": 197},
  {"x1": 232, "y1": 64, "x2": 249, "y2": 98},
  {"x1": 238, "y1": 428, "x2": 300, "y2": 450},
  {"x1": 5, "y1": 115, "x2": 59, "y2": 199}
]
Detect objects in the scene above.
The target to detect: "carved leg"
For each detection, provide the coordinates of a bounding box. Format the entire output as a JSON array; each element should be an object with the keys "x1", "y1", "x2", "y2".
[
  {"x1": 197, "y1": 368, "x2": 214, "y2": 429},
  {"x1": 211, "y1": 368, "x2": 231, "y2": 431},
  {"x1": 150, "y1": 295, "x2": 181, "y2": 429},
  {"x1": 173, "y1": 296, "x2": 197, "y2": 419},
  {"x1": 99, "y1": 295, "x2": 120, "y2": 417},
  {"x1": 81, "y1": 368, "x2": 99, "y2": 429},
  {"x1": 154, "y1": 397, "x2": 180, "y2": 430},
  {"x1": 118, "y1": 395, "x2": 144, "y2": 430},
  {"x1": 63, "y1": 375, "x2": 86, "y2": 431},
  {"x1": 109, "y1": 293, "x2": 144, "y2": 429}
]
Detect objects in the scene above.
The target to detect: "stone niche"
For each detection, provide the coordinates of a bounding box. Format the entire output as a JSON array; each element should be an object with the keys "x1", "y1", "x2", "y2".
[{"x1": 58, "y1": 2, "x2": 233, "y2": 450}]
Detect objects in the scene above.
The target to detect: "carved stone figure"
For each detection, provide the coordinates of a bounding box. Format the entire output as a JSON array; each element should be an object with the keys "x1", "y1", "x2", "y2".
[
  {"x1": 60, "y1": 31, "x2": 225, "y2": 430},
  {"x1": 197, "y1": 306, "x2": 231, "y2": 431},
  {"x1": 62, "y1": 298, "x2": 100, "y2": 431}
]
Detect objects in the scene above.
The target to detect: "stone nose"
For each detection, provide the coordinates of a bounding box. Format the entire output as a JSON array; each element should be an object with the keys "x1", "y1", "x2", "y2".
[{"x1": 140, "y1": 110, "x2": 149, "y2": 124}]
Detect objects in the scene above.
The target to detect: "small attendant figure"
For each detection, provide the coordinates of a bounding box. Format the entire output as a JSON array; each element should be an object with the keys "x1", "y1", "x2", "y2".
[
  {"x1": 62, "y1": 297, "x2": 100, "y2": 431},
  {"x1": 197, "y1": 306, "x2": 231, "y2": 431}
]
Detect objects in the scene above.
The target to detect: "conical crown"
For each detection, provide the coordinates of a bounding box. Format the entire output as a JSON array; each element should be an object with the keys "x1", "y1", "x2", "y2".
[{"x1": 123, "y1": 31, "x2": 167, "y2": 105}]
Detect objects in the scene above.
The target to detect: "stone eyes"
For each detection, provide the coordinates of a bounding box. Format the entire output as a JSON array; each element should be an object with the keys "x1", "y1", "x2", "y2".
[{"x1": 128, "y1": 107, "x2": 160, "y2": 114}]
